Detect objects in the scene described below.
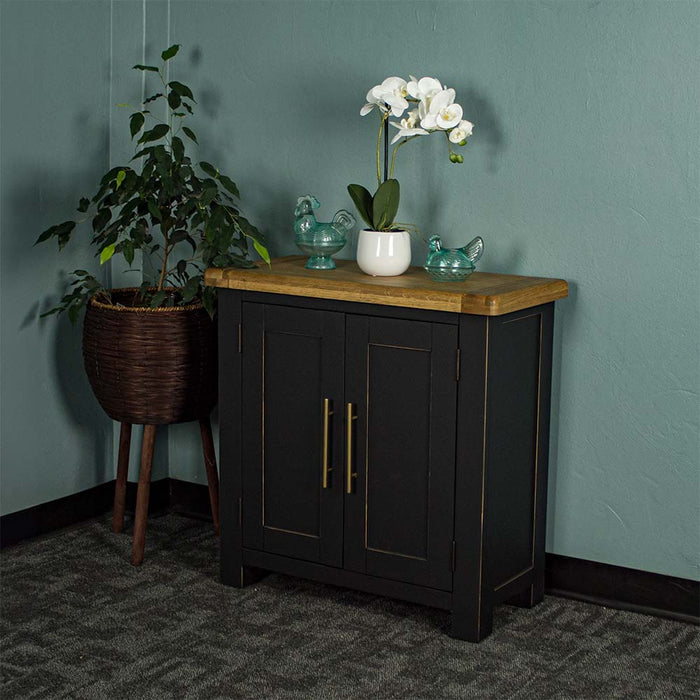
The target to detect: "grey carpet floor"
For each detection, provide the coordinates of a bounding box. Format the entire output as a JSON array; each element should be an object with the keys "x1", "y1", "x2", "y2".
[{"x1": 1, "y1": 514, "x2": 698, "y2": 699}]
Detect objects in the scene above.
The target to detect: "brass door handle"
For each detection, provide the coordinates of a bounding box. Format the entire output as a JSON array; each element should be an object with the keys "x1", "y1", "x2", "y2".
[
  {"x1": 346, "y1": 403, "x2": 358, "y2": 494},
  {"x1": 322, "y1": 398, "x2": 333, "y2": 489}
]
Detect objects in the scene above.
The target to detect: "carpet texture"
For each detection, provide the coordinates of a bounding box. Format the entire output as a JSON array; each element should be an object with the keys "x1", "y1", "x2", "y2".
[{"x1": 1, "y1": 514, "x2": 698, "y2": 699}]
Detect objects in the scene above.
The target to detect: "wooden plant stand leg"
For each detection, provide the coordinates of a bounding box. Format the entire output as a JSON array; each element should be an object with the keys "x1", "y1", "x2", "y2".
[
  {"x1": 112, "y1": 422, "x2": 132, "y2": 533},
  {"x1": 199, "y1": 417, "x2": 220, "y2": 536},
  {"x1": 131, "y1": 424, "x2": 157, "y2": 566}
]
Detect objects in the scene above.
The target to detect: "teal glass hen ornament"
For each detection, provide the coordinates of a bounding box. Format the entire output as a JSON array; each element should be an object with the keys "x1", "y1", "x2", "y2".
[
  {"x1": 424, "y1": 234, "x2": 484, "y2": 281},
  {"x1": 294, "y1": 195, "x2": 356, "y2": 270}
]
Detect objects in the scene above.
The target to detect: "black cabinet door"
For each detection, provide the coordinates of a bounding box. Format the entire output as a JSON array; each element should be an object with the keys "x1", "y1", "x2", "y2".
[
  {"x1": 344, "y1": 315, "x2": 458, "y2": 591},
  {"x1": 241, "y1": 303, "x2": 344, "y2": 567}
]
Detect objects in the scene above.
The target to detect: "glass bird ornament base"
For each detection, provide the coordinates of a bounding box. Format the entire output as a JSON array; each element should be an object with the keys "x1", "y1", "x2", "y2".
[
  {"x1": 424, "y1": 234, "x2": 484, "y2": 282},
  {"x1": 297, "y1": 243, "x2": 346, "y2": 270},
  {"x1": 306, "y1": 256, "x2": 338, "y2": 270},
  {"x1": 424, "y1": 266, "x2": 475, "y2": 282},
  {"x1": 293, "y1": 194, "x2": 356, "y2": 272}
]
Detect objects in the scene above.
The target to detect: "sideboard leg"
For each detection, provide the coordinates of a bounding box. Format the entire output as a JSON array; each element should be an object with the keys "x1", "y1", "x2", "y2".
[
  {"x1": 220, "y1": 553, "x2": 241, "y2": 587},
  {"x1": 112, "y1": 422, "x2": 132, "y2": 533},
  {"x1": 532, "y1": 569, "x2": 545, "y2": 606},
  {"x1": 508, "y1": 585, "x2": 536, "y2": 608},
  {"x1": 199, "y1": 417, "x2": 220, "y2": 536},
  {"x1": 451, "y1": 602, "x2": 493, "y2": 642},
  {"x1": 131, "y1": 424, "x2": 156, "y2": 566},
  {"x1": 221, "y1": 563, "x2": 267, "y2": 588},
  {"x1": 243, "y1": 565, "x2": 268, "y2": 586},
  {"x1": 452, "y1": 315, "x2": 492, "y2": 642}
]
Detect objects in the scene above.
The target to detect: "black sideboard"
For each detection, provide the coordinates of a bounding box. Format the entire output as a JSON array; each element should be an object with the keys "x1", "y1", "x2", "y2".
[{"x1": 207, "y1": 257, "x2": 568, "y2": 641}]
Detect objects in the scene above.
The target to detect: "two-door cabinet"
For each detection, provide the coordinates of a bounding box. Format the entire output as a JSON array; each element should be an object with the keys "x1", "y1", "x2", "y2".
[{"x1": 206, "y1": 257, "x2": 568, "y2": 642}]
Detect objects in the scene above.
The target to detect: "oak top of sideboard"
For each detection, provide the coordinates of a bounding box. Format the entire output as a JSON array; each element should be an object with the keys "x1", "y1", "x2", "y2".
[{"x1": 205, "y1": 256, "x2": 568, "y2": 316}]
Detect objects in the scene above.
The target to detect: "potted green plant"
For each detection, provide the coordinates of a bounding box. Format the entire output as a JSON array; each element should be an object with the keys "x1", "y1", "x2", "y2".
[
  {"x1": 37, "y1": 44, "x2": 268, "y2": 427},
  {"x1": 37, "y1": 45, "x2": 269, "y2": 565}
]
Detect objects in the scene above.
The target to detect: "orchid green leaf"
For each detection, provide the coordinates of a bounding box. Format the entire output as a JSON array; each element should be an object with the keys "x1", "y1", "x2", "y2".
[
  {"x1": 347, "y1": 184, "x2": 373, "y2": 228},
  {"x1": 372, "y1": 179, "x2": 400, "y2": 231}
]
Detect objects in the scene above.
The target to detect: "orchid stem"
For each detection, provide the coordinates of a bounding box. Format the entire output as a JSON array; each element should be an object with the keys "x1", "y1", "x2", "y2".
[
  {"x1": 389, "y1": 135, "x2": 420, "y2": 179},
  {"x1": 384, "y1": 121, "x2": 389, "y2": 182},
  {"x1": 376, "y1": 113, "x2": 388, "y2": 187},
  {"x1": 445, "y1": 130, "x2": 455, "y2": 156}
]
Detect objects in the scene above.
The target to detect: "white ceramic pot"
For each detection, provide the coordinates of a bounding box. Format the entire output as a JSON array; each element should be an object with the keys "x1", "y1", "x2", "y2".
[{"x1": 356, "y1": 229, "x2": 411, "y2": 277}]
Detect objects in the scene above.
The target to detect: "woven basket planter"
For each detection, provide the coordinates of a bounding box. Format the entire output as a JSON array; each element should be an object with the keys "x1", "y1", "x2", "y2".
[{"x1": 82, "y1": 289, "x2": 217, "y2": 425}]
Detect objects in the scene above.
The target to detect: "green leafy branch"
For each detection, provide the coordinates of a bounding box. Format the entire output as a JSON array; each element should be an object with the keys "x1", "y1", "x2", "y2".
[{"x1": 36, "y1": 44, "x2": 269, "y2": 321}]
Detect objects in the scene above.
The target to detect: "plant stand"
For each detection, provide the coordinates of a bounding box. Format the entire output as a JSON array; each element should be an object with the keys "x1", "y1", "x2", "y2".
[{"x1": 111, "y1": 417, "x2": 220, "y2": 566}]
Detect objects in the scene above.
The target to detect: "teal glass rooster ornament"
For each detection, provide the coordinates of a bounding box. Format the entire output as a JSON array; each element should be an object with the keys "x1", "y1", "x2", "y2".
[
  {"x1": 294, "y1": 195, "x2": 356, "y2": 270},
  {"x1": 424, "y1": 234, "x2": 484, "y2": 281}
]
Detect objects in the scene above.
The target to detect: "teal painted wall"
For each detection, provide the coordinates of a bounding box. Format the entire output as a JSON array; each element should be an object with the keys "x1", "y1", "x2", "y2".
[
  {"x1": 0, "y1": 0, "x2": 114, "y2": 513},
  {"x1": 0, "y1": 0, "x2": 171, "y2": 510},
  {"x1": 166, "y1": 0, "x2": 700, "y2": 581},
  {"x1": 1, "y1": 1, "x2": 697, "y2": 582}
]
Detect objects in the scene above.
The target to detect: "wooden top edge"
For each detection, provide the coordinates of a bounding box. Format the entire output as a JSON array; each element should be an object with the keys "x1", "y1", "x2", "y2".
[{"x1": 205, "y1": 257, "x2": 568, "y2": 316}]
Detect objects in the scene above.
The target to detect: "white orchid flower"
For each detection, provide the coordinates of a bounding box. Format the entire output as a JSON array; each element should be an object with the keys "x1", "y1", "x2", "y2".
[
  {"x1": 407, "y1": 76, "x2": 442, "y2": 101},
  {"x1": 378, "y1": 76, "x2": 408, "y2": 98},
  {"x1": 356, "y1": 73, "x2": 474, "y2": 188},
  {"x1": 420, "y1": 88, "x2": 462, "y2": 130},
  {"x1": 360, "y1": 76, "x2": 409, "y2": 117},
  {"x1": 449, "y1": 119, "x2": 474, "y2": 143},
  {"x1": 437, "y1": 102, "x2": 463, "y2": 130},
  {"x1": 419, "y1": 88, "x2": 454, "y2": 128},
  {"x1": 389, "y1": 115, "x2": 429, "y2": 144},
  {"x1": 404, "y1": 108, "x2": 420, "y2": 128},
  {"x1": 361, "y1": 85, "x2": 386, "y2": 115},
  {"x1": 418, "y1": 99, "x2": 431, "y2": 128}
]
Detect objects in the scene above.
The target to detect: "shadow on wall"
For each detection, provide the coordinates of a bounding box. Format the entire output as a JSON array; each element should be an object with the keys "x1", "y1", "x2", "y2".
[
  {"x1": 413, "y1": 83, "x2": 505, "y2": 262},
  {"x1": 52, "y1": 313, "x2": 112, "y2": 486},
  {"x1": 6, "y1": 111, "x2": 114, "y2": 490},
  {"x1": 198, "y1": 80, "x2": 222, "y2": 122},
  {"x1": 166, "y1": 44, "x2": 297, "y2": 258},
  {"x1": 13, "y1": 218, "x2": 112, "y2": 491},
  {"x1": 545, "y1": 281, "x2": 578, "y2": 548},
  {"x1": 461, "y1": 85, "x2": 505, "y2": 175},
  {"x1": 484, "y1": 243, "x2": 526, "y2": 274}
]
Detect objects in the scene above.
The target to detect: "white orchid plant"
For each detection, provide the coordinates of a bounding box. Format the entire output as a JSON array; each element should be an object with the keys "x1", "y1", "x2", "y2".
[{"x1": 348, "y1": 75, "x2": 474, "y2": 233}]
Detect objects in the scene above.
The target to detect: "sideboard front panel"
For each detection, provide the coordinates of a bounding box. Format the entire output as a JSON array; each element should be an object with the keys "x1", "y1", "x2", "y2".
[
  {"x1": 241, "y1": 303, "x2": 345, "y2": 567},
  {"x1": 344, "y1": 316, "x2": 458, "y2": 591}
]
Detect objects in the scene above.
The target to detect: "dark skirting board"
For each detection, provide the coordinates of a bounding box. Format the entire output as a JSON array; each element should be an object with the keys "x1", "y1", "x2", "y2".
[{"x1": 2, "y1": 478, "x2": 697, "y2": 624}]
